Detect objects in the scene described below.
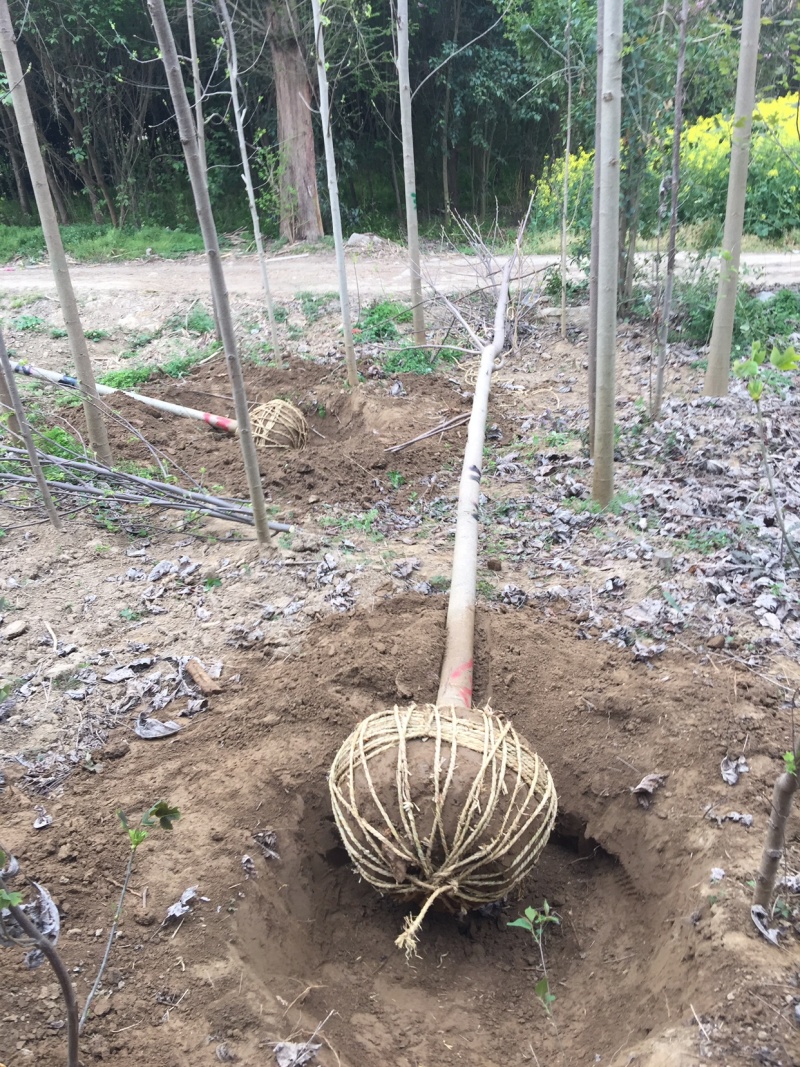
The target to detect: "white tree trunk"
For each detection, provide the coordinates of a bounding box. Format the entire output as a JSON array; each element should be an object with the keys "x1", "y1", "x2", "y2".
[
  {"x1": 310, "y1": 0, "x2": 358, "y2": 387},
  {"x1": 587, "y1": 0, "x2": 604, "y2": 456},
  {"x1": 0, "y1": 0, "x2": 111, "y2": 466},
  {"x1": 560, "y1": 1, "x2": 572, "y2": 340},
  {"x1": 703, "y1": 0, "x2": 762, "y2": 397},
  {"x1": 653, "y1": 0, "x2": 689, "y2": 418},
  {"x1": 186, "y1": 0, "x2": 207, "y2": 174},
  {"x1": 148, "y1": 0, "x2": 272, "y2": 548},
  {"x1": 396, "y1": 0, "x2": 426, "y2": 347},
  {"x1": 217, "y1": 0, "x2": 280, "y2": 358},
  {"x1": 438, "y1": 254, "x2": 516, "y2": 709},
  {"x1": 591, "y1": 0, "x2": 623, "y2": 507}
]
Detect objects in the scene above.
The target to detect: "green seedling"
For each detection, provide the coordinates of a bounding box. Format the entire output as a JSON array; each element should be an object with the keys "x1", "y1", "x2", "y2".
[
  {"x1": 119, "y1": 607, "x2": 142, "y2": 622},
  {"x1": 784, "y1": 750, "x2": 797, "y2": 777},
  {"x1": 508, "y1": 900, "x2": 560, "y2": 1016},
  {"x1": 388, "y1": 470, "x2": 405, "y2": 489},
  {"x1": 204, "y1": 575, "x2": 222, "y2": 590}
]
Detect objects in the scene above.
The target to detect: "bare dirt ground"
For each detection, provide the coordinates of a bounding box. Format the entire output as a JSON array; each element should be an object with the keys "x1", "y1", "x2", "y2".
[{"x1": 1, "y1": 264, "x2": 799, "y2": 1067}]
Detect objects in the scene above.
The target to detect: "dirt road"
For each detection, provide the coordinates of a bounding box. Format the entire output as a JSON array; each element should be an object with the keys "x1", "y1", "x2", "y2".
[{"x1": 3, "y1": 247, "x2": 799, "y2": 302}]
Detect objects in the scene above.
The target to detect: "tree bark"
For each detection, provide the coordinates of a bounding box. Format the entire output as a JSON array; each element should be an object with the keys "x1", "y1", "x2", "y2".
[
  {"x1": 752, "y1": 739, "x2": 799, "y2": 909},
  {"x1": 704, "y1": 0, "x2": 762, "y2": 397},
  {"x1": 587, "y1": 0, "x2": 604, "y2": 457},
  {"x1": 653, "y1": 0, "x2": 689, "y2": 418},
  {"x1": 266, "y1": 0, "x2": 323, "y2": 243},
  {"x1": 396, "y1": 0, "x2": 426, "y2": 346},
  {"x1": 148, "y1": 0, "x2": 272, "y2": 549},
  {"x1": 0, "y1": 0, "x2": 111, "y2": 465},
  {"x1": 591, "y1": 0, "x2": 623, "y2": 507},
  {"x1": 309, "y1": 0, "x2": 358, "y2": 386},
  {"x1": 217, "y1": 0, "x2": 280, "y2": 357}
]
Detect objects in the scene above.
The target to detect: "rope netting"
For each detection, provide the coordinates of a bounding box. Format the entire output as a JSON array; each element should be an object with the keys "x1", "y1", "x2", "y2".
[
  {"x1": 329, "y1": 702, "x2": 557, "y2": 956},
  {"x1": 250, "y1": 399, "x2": 308, "y2": 450}
]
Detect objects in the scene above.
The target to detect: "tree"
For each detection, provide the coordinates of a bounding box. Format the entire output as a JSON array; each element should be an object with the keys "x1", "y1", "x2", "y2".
[
  {"x1": 217, "y1": 0, "x2": 280, "y2": 355},
  {"x1": 265, "y1": 0, "x2": 324, "y2": 242},
  {"x1": 587, "y1": 0, "x2": 604, "y2": 455},
  {"x1": 591, "y1": 0, "x2": 623, "y2": 507},
  {"x1": 0, "y1": 0, "x2": 112, "y2": 465},
  {"x1": 652, "y1": 0, "x2": 689, "y2": 419},
  {"x1": 703, "y1": 0, "x2": 763, "y2": 397},
  {"x1": 396, "y1": 0, "x2": 426, "y2": 346},
  {"x1": 147, "y1": 0, "x2": 272, "y2": 548},
  {"x1": 310, "y1": 0, "x2": 358, "y2": 386}
]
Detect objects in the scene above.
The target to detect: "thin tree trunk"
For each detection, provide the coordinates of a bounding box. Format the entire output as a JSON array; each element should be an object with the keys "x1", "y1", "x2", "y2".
[
  {"x1": 441, "y1": 0, "x2": 462, "y2": 223},
  {"x1": 591, "y1": 0, "x2": 623, "y2": 507},
  {"x1": 266, "y1": 0, "x2": 323, "y2": 242},
  {"x1": 217, "y1": 0, "x2": 280, "y2": 357},
  {"x1": 653, "y1": 0, "x2": 689, "y2": 418},
  {"x1": 560, "y1": 1, "x2": 573, "y2": 340},
  {"x1": 396, "y1": 0, "x2": 426, "y2": 346},
  {"x1": 0, "y1": 329, "x2": 61, "y2": 529},
  {"x1": 0, "y1": 104, "x2": 31, "y2": 214},
  {"x1": 0, "y1": 0, "x2": 111, "y2": 465},
  {"x1": 186, "y1": 0, "x2": 208, "y2": 175},
  {"x1": 309, "y1": 0, "x2": 358, "y2": 387},
  {"x1": 587, "y1": 0, "x2": 604, "y2": 456},
  {"x1": 752, "y1": 738, "x2": 799, "y2": 909},
  {"x1": 704, "y1": 0, "x2": 762, "y2": 397},
  {"x1": 147, "y1": 0, "x2": 272, "y2": 549},
  {"x1": 438, "y1": 255, "x2": 516, "y2": 709}
]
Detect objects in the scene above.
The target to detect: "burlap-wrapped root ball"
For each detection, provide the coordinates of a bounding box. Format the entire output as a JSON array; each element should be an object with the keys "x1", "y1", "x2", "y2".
[
  {"x1": 329, "y1": 702, "x2": 557, "y2": 955},
  {"x1": 249, "y1": 399, "x2": 308, "y2": 450}
]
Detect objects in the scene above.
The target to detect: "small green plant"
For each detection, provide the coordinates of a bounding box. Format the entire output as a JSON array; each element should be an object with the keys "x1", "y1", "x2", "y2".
[
  {"x1": 203, "y1": 575, "x2": 222, "y2": 590},
  {"x1": 387, "y1": 470, "x2": 405, "y2": 489},
  {"x1": 676, "y1": 528, "x2": 731, "y2": 555},
  {"x1": 14, "y1": 314, "x2": 44, "y2": 331},
  {"x1": 429, "y1": 575, "x2": 451, "y2": 592},
  {"x1": 297, "y1": 291, "x2": 336, "y2": 322},
  {"x1": 355, "y1": 299, "x2": 412, "y2": 343},
  {"x1": 84, "y1": 328, "x2": 109, "y2": 341},
  {"x1": 184, "y1": 305, "x2": 215, "y2": 333},
  {"x1": 80, "y1": 802, "x2": 180, "y2": 1031},
  {"x1": 119, "y1": 606, "x2": 142, "y2": 622},
  {"x1": 383, "y1": 344, "x2": 460, "y2": 375},
  {"x1": 50, "y1": 327, "x2": 68, "y2": 339},
  {"x1": 508, "y1": 900, "x2": 560, "y2": 1015},
  {"x1": 784, "y1": 750, "x2": 797, "y2": 777}
]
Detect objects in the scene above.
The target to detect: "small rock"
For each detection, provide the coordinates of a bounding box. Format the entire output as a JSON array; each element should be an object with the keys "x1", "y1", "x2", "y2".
[
  {"x1": 57, "y1": 844, "x2": 76, "y2": 863},
  {"x1": 707, "y1": 635, "x2": 726, "y2": 650},
  {"x1": 133, "y1": 910, "x2": 156, "y2": 927},
  {"x1": 3, "y1": 619, "x2": 29, "y2": 640},
  {"x1": 92, "y1": 999, "x2": 113, "y2": 1018}
]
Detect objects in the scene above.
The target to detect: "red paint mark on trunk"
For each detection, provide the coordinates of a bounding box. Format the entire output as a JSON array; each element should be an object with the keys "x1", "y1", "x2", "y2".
[{"x1": 447, "y1": 658, "x2": 473, "y2": 708}]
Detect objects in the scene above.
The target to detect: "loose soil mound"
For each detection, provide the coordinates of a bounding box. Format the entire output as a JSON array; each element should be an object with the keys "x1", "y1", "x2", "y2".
[{"x1": 2, "y1": 595, "x2": 795, "y2": 1067}]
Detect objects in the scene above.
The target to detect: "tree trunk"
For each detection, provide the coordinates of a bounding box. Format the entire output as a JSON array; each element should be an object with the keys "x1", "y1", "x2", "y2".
[
  {"x1": 186, "y1": 0, "x2": 208, "y2": 176},
  {"x1": 752, "y1": 740, "x2": 799, "y2": 910},
  {"x1": 438, "y1": 255, "x2": 516, "y2": 710},
  {"x1": 653, "y1": 0, "x2": 689, "y2": 418},
  {"x1": 587, "y1": 0, "x2": 604, "y2": 456},
  {"x1": 147, "y1": 0, "x2": 272, "y2": 549},
  {"x1": 560, "y1": 1, "x2": 573, "y2": 340},
  {"x1": 217, "y1": 0, "x2": 280, "y2": 358},
  {"x1": 591, "y1": 0, "x2": 623, "y2": 507},
  {"x1": 704, "y1": 0, "x2": 762, "y2": 397},
  {"x1": 310, "y1": 0, "x2": 358, "y2": 387},
  {"x1": 0, "y1": 0, "x2": 111, "y2": 465},
  {"x1": 396, "y1": 0, "x2": 426, "y2": 346},
  {"x1": 0, "y1": 103, "x2": 31, "y2": 215},
  {"x1": 441, "y1": 0, "x2": 462, "y2": 223},
  {"x1": 266, "y1": 0, "x2": 323, "y2": 243}
]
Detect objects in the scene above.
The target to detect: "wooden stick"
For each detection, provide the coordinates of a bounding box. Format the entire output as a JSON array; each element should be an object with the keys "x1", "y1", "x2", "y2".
[
  {"x1": 0, "y1": 331, "x2": 62, "y2": 530},
  {"x1": 385, "y1": 412, "x2": 470, "y2": 453},
  {"x1": 185, "y1": 658, "x2": 222, "y2": 694}
]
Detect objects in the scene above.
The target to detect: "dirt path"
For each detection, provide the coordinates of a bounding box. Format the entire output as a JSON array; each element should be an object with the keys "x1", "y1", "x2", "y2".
[{"x1": 3, "y1": 247, "x2": 799, "y2": 301}]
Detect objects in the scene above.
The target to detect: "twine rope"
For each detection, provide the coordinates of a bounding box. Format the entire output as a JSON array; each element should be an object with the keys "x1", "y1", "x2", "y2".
[
  {"x1": 250, "y1": 399, "x2": 308, "y2": 450},
  {"x1": 329, "y1": 703, "x2": 557, "y2": 957}
]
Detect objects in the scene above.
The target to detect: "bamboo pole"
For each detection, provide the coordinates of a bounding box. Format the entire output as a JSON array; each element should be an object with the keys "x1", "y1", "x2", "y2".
[
  {"x1": 310, "y1": 0, "x2": 358, "y2": 387},
  {"x1": 147, "y1": 0, "x2": 272, "y2": 548},
  {"x1": 0, "y1": 331, "x2": 61, "y2": 529},
  {"x1": 0, "y1": 0, "x2": 112, "y2": 466},
  {"x1": 437, "y1": 253, "x2": 516, "y2": 709}
]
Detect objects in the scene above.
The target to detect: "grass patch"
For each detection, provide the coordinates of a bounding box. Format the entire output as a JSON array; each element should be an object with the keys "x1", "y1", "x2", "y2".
[
  {"x1": 383, "y1": 345, "x2": 460, "y2": 375},
  {"x1": 13, "y1": 314, "x2": 44, "y2": 331},
  {"x1": 99, "y1": 348, "x2": 210, "y2": 390},
  {"x1": 297, "y1": 291, "x2": 338, "y2": 322},
  {"x1": 355, "y1": 299, "x2": 412, "y2": 343},
  {"x1": 0, "y1": 224, "x2": 208, "y2": 265}
]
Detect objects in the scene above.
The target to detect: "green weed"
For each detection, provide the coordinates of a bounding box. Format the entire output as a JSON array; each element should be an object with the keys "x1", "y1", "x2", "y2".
[
  {"x1": 508, "y1": 900, "x2": 560, "y2": 1016},
  {"x1": 387, "y1": 470, "x2": 405, "y2": 489},
  {"x1": 14, "y1": 314, "x2": 43, "y2": 331},
  {"x1": 383, "y1": 345, "x2": 460, "y2": 375},
  {"x1": 355, "y1": 299, "x2": 412, "y2": 343},
  {"x1": 84, "y1": 328, "x2": 110, "y2": 341},
  {"x1": 297, "y1": 291, "x2": 337, "y2": 322},
  {"x1": 0, "y1": 224, "x2": 207, "y2": 265}
]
